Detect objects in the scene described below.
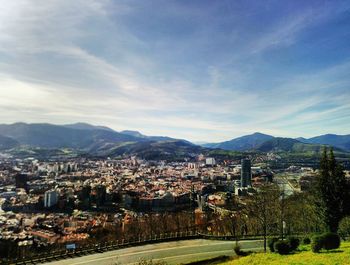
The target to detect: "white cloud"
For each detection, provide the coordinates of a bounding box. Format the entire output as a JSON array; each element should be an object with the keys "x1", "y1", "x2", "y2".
[{"x1": 0, "y1": 1, "x2": 349, "y2": 142}]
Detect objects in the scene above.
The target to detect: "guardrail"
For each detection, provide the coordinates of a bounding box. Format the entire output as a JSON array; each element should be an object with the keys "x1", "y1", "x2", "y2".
[
  {"x1": 2, "y1": 230, "x2": 201, "y2": 265},
  {"x1": 1, "y1": 231, "x2": 274, "y2": 265}
]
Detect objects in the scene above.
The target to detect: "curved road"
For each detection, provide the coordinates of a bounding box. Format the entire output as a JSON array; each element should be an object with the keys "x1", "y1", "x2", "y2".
[{"x1": 43, "y1": 239, "x2": 263, "y2": 265}]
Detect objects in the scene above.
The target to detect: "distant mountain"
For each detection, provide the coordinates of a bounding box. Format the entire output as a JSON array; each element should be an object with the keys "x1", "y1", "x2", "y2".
[
  {"x1": 105, "y1": 140, "x2": 204, "y2": 160},
  {"x1": 298, "y1": 134, "x2": 350, "y2": 151},
  {"x1": 255, "y1": 137, "x2": 329, "y2": 153},
  {"x1": 64, "y1": 122, "x2": 114, "y2": 132},
  {"x1": 0, "y1": 135, "x2": 19, "y2": 150},
  {"x1": 0, "y1": 123, "x2": 143, "y2": 150},
  {"x1": 203, "y1": 132, "x2": 274, "y2": 151},
  {"x1": 295, "y1": 137, "x2": 307, "y2": 142},
  {"x1": 0, "y1": 123, "x2": 201, "y2": 160},
  {"x1": 120, "y1": 130, "x2": 189, "y2": 143},
  {"x1": 1, "y1": 122, "x2": 348, "y2": 159},
  {"x1": 256, "y1": 137, "x2": 299, "y2": 152},
  {"x1": 120, "y1": 130, "x2": 145, "y2": 138},
  {"x1": 203, "y1": 132, "x2": 345, "y2": 153}
]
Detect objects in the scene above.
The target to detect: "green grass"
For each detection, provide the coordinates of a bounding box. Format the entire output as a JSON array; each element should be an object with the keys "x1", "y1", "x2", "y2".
[{"x1": 220, "y1": 242, "x2": 350, "y2": 265}]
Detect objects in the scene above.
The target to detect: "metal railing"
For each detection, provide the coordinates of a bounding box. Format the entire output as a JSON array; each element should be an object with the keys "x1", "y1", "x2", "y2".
[
  {"x1": 1, "y1": 230, "x2": 277, "y2": 265},
  {"x1": 2, "y1": 230, "x2": 202, "y2": 265}
]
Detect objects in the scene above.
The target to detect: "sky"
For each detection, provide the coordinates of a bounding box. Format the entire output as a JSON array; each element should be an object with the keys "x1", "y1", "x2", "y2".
[{"x1": 0, "y1": 0, "x2": 349, "y2": 142}]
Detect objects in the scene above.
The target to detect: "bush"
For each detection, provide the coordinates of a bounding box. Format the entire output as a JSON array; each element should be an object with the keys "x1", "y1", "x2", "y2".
[
  {"x1": 311, "y1": 235, "x2": 324, "y2": 253},
  {"x1": 303, "y1": 237, "x2": 311, "y2": 245},
  {"x1": 268, "y1": 237, "x2": 279, "y2": 252},
  {"x1": 311, "y1": 233, "x2": 341, "y2": 253},
  {"x1": 287, "y1": 236, "x2": 300, "y2": 251},
  {"x1": 274, "y1": 240, "x2": 291, "y2": 255},
  {"x1": 322, "y1": 232, "x2": 340, "y2": 251}
]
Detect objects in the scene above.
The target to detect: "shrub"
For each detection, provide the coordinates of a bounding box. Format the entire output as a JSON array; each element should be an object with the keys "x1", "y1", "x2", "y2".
[
  {"x1": 268, "y1": 237, "x2": 279, "y2": 252},
  {"x1": 311, "y1": 235, "x2": 324, "y2": 253},
  {"x1": 322, "y1": 232, "x2": 340, "y2": 251},
  {"x1": 287, "y1": 236, "x2": 300, "y2": 251},
  {"x1": 274, "y1": 240, "x2": 291, "y2": 255},
  {"x1": 311, "y1": 233, "x2": 340, "y2": 253},
  {"x1": 303, "y1": 237, "x2": 311, "y2": 245},
  {"x1": 338, "y1": 216, "x2": 350, "y2": 240}
]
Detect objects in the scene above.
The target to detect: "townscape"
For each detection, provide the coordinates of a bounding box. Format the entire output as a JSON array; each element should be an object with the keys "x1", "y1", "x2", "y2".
[
  {"x1": 1, "y1": 1, "x2": 350, "y2": 264},
  {"x1": 3, "y1": 149, "x2": 349, "y2": 262}
]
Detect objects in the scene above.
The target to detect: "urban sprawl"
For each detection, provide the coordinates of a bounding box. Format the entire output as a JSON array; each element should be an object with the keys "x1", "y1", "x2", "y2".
[{"x1": 1, "y1": 154, "x2": 349, "y2": 258}]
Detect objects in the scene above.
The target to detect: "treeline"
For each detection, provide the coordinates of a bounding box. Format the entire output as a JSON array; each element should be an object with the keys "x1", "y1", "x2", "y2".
[{"x1": 237, "y1": 147, "x2": 350, "y2": 252}]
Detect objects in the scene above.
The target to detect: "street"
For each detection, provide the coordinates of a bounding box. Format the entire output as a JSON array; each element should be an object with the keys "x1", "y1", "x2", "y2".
[{"x1": 43, "y1": 239, "x2": 263, "y2": 265}]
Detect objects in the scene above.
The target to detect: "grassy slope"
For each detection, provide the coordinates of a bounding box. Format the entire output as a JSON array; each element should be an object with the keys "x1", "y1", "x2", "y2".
[{"x1": 220, "y1": 242, "x2": 350, "y2": 265}]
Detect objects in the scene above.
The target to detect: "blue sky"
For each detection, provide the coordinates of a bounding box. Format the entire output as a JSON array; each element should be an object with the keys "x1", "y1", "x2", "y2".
[{"x1": 0, "y1": 0, "x2": 349, "y2": 142}]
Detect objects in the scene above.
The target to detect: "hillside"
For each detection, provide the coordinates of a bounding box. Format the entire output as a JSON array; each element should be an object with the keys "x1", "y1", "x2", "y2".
[
  {"x1": 120, "y1": 130, "x2": 177, "y2": 142},
  {"x1": 203, "y1": 132, "x2": 274, "y2": 151},
  {"x1": 105, "y1": 140, "x2": 204, "y2": 160},
  {"x1": 256, "y1": 137, "x2": 327, "y2": 153},
  {"x1": 0, "y1": 123, "x2": 348, "y2": 160},
  {"x1": 63, "y1": 122, "x2": 114, "y2": 132},
  {"x1": 0, "y1": 123, "x2": 143, "y2": 150},
  {"x1": 203, "y1": 132, "x2": 347, "y2": 153},
  {"x1": 0, "y1": 135, "x2": 19, "y2": 150},
  {"x1": 298, "y1": 134, "x2": 350, "y2": 151},
  {"x1": 0, "y1": 123, "x2": 204, "y2": 160}
]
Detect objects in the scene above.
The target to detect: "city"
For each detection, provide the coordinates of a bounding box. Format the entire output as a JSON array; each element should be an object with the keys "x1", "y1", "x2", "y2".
[
  {"x1": 1, "y1": 143, "x2": 350, "y2": 264},
  {"x1": 1, "y1": 1, "x2": 350, "y2": 264}
]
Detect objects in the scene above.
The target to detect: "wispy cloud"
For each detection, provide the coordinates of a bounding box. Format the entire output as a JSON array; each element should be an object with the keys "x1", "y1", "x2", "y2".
[{"x1": 0, "y1": 0, "x2": 349, "y2": 141}]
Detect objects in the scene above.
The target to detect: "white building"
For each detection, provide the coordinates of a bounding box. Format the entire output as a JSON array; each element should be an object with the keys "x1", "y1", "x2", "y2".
[{"x1": 205, "y1": 157, "x2": 216, "y2": 166}]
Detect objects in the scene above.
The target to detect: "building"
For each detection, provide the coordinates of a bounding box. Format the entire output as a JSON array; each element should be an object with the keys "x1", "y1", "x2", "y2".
[
  {"x1": 15, "y1": 173, "x2": 28, "y2": 191},
  {"x1": 205, "y1": 157, "x2": 216, "y2": 166},
  {"x1": 241, "y1": 159, "x2": 251, "y2": 187},
  {"x1": 44, "y1": 190, "x2": 58, "y2": 208}
]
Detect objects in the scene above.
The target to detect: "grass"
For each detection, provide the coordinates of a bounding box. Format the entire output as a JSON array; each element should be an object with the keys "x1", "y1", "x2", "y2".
[{"x1": 219, "y1": 241, "x2": 350, "y2": 265}]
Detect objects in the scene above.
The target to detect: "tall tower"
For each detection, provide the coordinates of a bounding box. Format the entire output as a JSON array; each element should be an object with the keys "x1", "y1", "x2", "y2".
[
  {"x1": 241, "y1": 159, "x2": 251, "y2": 187},
  {"x1": 44, "y1": 190, "x2": 58, "y2": 208}
]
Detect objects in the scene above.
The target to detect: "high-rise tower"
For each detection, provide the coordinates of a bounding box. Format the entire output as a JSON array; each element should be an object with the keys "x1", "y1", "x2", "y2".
[{"x1": 241, "y1": 159, "x2": 251, "y2": 187}]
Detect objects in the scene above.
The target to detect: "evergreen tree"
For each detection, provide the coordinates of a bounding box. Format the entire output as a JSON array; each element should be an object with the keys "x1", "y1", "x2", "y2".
[{"x1": 315, "y1": 147, "x2": 348, "y2": 232}]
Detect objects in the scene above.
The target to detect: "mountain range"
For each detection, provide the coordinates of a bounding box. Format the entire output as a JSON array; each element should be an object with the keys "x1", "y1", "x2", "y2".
[
  {"x1": 0, "y1": 122, "x2": 199, "y2": 159},
  {"x1": 0, "y1": 123, "x2": 349, "y2": 159},
  {"x1": 203, "y1": 132, "x2": 274, "y2": 151},
  {"x1": 202, "y1": 132, "x2": 350, "y2": 152}
]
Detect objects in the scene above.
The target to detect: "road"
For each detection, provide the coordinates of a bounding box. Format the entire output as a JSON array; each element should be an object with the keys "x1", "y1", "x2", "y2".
[
  {"x1": 43, "y1": 239, "x2": 263, "y2": 265},
  {"x1": 275, "y1": 176, "x2": 295, "y2": 196}
]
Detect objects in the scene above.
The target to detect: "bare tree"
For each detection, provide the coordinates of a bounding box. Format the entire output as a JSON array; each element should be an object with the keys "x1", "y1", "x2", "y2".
[{"x1": 243, "y1": 184, "x2": 280, "y2": 252}]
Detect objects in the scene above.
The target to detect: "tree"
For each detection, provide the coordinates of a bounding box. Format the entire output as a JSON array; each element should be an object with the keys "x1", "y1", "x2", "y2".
[
  {"x1": 244, "y1": 184, "x2": 280, "y2": 252},
  {"x1": 284, "y1": 192, "x2": 323, "y2": 235},
  {"x1": 338, "y1": 216, "x2": 350, "y2": 240},
  {"x1": 314, "y1": 148, "x2": 349, "y2": 232}
]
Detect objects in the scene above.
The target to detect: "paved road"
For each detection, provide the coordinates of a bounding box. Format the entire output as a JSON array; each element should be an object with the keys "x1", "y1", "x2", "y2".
[
  {"x1": 43, "y1": 239, "x2": 263, "y2": 265},
  {"x1": 275, "y1": 176, "x2": 295, "y2": 196}
]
